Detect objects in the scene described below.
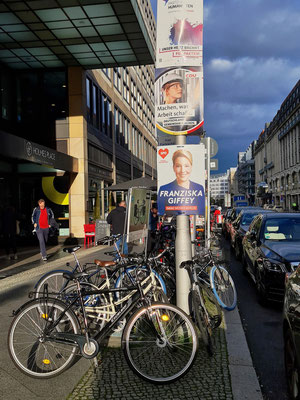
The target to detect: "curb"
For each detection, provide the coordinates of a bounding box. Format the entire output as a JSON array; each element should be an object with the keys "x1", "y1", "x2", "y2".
[{"x1": 224, "y1": 307, "x2": 263, "y2": 400}]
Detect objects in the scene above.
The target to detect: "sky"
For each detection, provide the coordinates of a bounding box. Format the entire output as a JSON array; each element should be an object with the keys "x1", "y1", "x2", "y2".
[{"x1": 150, "y1": 0, "x2": 300, "y2": 173}]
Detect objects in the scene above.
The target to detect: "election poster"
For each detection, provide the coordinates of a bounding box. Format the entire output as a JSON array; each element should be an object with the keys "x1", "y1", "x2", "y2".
[
  {"x1": 156, "y1": 0, "x2": 203, "y2": 68},
  {"x1": 155, "y1": 66, "x2": 204, "y2": 136},
  {"x1": 157, "y1": 144, "x2": 205, "y2": 216}
]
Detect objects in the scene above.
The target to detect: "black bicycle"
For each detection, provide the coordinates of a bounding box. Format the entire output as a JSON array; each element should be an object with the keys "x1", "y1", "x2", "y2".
[{"x1": 8, "y1": 265, "x2": 198, "y2": 384}]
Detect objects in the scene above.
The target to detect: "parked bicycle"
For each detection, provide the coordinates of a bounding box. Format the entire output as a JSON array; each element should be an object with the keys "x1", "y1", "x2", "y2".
[{"x1": 8, "y1": 262, "x2": 198, "y2": 383}]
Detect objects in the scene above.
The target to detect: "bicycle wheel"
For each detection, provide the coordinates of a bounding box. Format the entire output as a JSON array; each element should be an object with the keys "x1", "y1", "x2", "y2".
[
  {"x1": 61, "y1": 282, "x2": 110, "y2": 331},
  {"x1": 198, "y1": 284, "x2": 222, "y2": 329},
  {"x1": 122, "y1": 302, "x2": 198, "y2": 383},
  {"x1": 210, "y1": 265, "x2": 237, "y2": 310},
  {"x1": 34, "y1": 270, "x2": 71, "y2": 299},
  {"x1": 84, "y1": 265, "x2": 108, "y2": 288},
  {"x1": 8, "y1": 298, "x2": 80, "y2": 378},
  {"x1": 114, "y1": 267, "x2": 167, "y2": 301},
  {"x1": 191, "y1": 289, "x2": 214, "y2": 356}
]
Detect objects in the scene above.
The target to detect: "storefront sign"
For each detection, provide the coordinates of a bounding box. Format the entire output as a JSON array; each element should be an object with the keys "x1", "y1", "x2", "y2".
[
  {"x1": 0, "y1": 131, "x2": 77, "y2": 173},
  {"x1": 156, "y1": 0, "x2": 203, "y2": 68},
  {"x1": 157, "y1": 144, "x2": 205, "y2": 215}
]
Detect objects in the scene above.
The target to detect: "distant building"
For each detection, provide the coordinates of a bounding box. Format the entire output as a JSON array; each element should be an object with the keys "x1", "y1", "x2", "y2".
[
  {"x1": 254, "y1": 80, "x2": 300, "y2": 210},
  {"x1": 210, "y1": 171, "x2": 229, "y2": 203},
  {"x1": 234, "y1": 142, "x2": 256, "y2": 205}
]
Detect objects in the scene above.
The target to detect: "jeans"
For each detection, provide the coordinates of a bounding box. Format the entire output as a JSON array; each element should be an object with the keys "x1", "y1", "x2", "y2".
[
  {"x1": 36, "y1": 228, "x2": 49, "y2": 258},
  {"x1": 115, "y1": 235, "x2": 128, "y2": 257}
]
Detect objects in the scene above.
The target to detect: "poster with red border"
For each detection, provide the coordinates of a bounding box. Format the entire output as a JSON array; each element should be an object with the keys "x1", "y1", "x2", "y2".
[{"x1": 156, "y1": 0, "x2": 203, "y2": 68}]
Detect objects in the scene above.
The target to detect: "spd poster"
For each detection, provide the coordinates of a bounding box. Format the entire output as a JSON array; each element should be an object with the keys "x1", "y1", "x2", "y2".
[{"x1": 157, "y1": 144, "x2": 205, "y2": 216}]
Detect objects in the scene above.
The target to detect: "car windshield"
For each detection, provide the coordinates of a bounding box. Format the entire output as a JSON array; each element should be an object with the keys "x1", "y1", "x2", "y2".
[
  {"x1": 241, "y1": 213, "x2": 257, "y2": 225},
  {"x1": 263, "y1": 217, "x2": 300, "y2": 241}
]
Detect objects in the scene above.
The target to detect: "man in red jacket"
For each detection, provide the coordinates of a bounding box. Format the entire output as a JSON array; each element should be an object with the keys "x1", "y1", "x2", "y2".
[{"x1": 32, "y1": 199, "x2": 54, "y2": 261}]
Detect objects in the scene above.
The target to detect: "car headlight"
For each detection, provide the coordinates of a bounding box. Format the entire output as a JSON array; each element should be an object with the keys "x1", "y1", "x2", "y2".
[{"x1": 263, "y1": 259, "x2": 285, "y2": 272}]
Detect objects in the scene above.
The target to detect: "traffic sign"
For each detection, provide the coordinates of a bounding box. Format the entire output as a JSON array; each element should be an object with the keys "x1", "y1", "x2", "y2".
[
  {"x1": 201, "y1": 137, "x2": 218, "y2": 157},
  {"x1": 210, "y1": 159, "x2": 218, "y2": 170}
]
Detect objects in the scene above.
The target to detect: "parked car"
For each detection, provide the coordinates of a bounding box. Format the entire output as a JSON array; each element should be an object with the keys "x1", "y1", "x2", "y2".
[
  {"x1": 283, "y1": 268, "x2": 300, "y2": 400},
  {"x1": 230, "y1": 209, "x2": 275, "y2": 260},
  {"x1": 226, "y1": 206, "x2": 262, "y2": 241},
  {"x1": 222, "y1": 208, "x2": 233, "y2": 238},
  {"x1": 242, "y1": 213, "x2": 300, "y2": 305}
]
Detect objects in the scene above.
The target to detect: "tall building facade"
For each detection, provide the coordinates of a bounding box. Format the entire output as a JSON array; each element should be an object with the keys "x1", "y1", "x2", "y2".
[{"x1": 254, "y1": 80, "x2": 300, "y2": 210}]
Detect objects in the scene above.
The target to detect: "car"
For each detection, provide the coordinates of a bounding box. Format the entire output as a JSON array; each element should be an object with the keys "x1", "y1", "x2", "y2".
[
  {"x1": 242, "y1": 213, "x2": 300, "y2": 305},
  {"x1": 226, "y1": 206, "x2": 263, "y2": 241},
  {"x1": 283, "y1": 268, "x2": 300, "y2": 400},
  {"x1": 230, "y1": 209, "x2": 275, "y2": 260}
]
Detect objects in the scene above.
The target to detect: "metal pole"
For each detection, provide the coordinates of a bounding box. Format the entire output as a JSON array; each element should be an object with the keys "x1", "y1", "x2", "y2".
[
  {"x1": 206, "y1": 137, "x2": 211, "y2": 246},
  {"x1": 175, "y1": 135, "x2": 191, "y2": 313}
]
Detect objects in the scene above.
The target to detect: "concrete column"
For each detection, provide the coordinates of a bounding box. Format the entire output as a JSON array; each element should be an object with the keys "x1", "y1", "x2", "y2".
[{"x1": 68, "y1": 67, "x2": 89, "y2": 238}]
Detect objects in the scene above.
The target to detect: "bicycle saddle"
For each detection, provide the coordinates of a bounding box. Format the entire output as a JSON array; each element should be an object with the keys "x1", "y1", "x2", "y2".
[
  {"x1": 63, "y1": 246, "x2": 81, "y2": 253},
  {"x1": 94, "y1": 259, "x2": 117, "y2": 268}
]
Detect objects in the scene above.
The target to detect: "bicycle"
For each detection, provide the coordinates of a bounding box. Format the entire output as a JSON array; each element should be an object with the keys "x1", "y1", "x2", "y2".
[
  {"x1": 193, "y1": 237, "x2": 237, "y2": 311},
  {"x1": 34, "y1": 235, "x2": 167, "y2": 303},
  {"x1": 180, "y1": 259, "x2": 222, "y2": 356},
  {"x1": 8, "y1": 266, "x2": 198, "y2": 383}
]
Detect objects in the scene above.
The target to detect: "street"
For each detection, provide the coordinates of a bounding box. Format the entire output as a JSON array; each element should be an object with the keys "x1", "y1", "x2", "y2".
[{"x1": 222, "y1": 239, "x2": 288, "y2": 400}]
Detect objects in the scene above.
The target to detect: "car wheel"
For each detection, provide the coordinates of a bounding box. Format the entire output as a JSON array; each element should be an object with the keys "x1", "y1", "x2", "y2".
[
  {"x1": 285, "y1": 329, "x2": 300, "y2": 400},
  {"x1": 255, "y1": 269, "x2": 268, "y2": 306}
]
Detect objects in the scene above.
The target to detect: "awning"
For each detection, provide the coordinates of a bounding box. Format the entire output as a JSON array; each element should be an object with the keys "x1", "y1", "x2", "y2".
[
  {"x1": 0, "y1": 0, "x2": 155, "y2": 70},
  {"x1": 106, "y1": 176, "x2": 157, "y2": 191}
]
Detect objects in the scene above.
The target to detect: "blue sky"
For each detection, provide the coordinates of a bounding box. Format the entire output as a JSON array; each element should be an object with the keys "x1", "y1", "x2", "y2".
[{"x1": 150, "y1": 0, "x2": 300, "y2": 173}]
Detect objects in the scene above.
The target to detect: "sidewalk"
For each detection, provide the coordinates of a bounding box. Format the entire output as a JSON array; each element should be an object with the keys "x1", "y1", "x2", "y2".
[{"x1": 0, "y1": 243, "x2": 263, "y2": 400}]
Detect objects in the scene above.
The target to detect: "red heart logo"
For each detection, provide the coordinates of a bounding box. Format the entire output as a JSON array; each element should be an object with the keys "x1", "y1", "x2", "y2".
[{"x1": 158, "y1": 148, "x2": 169, "y2": 159}]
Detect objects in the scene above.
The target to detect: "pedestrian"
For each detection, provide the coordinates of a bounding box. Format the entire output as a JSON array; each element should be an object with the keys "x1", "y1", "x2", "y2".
[
  {"x1": 106, "y1": 200, "x2": 128, "y2": 255},
  {"x1": 2, "y1": 204, "x2": 18, "y2": 260},
  {"x1": 31, "y1": 199, "x2": 54, "y2": 261},
  {"x1": 147, "y1": 203, "x2": 158, "y2": 254}
]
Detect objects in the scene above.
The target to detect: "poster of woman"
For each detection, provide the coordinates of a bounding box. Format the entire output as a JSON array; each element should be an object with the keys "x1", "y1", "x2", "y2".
[{"x1": 157, "y1": 144, "x2": 205, "y2": 216}]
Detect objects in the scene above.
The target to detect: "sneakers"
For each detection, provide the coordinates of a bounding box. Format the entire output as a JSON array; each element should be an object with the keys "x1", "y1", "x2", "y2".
[
  {"x1": 42, "y1": 256, "x2": 48, "y2": 261},
  {"x1": 13, "y1": 254, "x2": 18, "y2": 260}
]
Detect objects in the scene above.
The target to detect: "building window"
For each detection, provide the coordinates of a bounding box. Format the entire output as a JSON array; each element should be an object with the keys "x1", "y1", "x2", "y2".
[{"x1": 113, "y1": 68, "x2": 122, "y2": 93}]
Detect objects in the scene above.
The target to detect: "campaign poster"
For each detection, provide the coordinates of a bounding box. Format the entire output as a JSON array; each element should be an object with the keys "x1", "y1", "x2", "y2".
[
  {"x1": 156, "y1": 0, "x2": 203, "y2": 68},
  {"x1": 126, "y1": 188, "x2": 151, "y2": 241},
  {"x1": 155, "y1": 67, "x2": 204, "y2": 136},
  {"x1": 157, "y1": 144, "x2": 205, "y2": 216}
]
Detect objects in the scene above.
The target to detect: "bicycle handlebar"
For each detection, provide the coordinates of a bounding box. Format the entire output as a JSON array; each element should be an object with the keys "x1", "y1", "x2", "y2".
[{"x1": 97, "y1": 234, "x2": 122, "y2": 245}]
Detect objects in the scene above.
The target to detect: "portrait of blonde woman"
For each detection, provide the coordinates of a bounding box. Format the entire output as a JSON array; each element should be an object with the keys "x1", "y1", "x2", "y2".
[{"x1": 158, "y1": 149, "x2": 205, "y2": 216}]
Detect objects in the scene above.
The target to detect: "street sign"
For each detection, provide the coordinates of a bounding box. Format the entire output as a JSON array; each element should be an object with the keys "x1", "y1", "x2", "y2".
[
  {"x1": 235, "y1": 201, "x2": 248, "y2": 207},
  {"x1": 201, "y1": 137, "x2": 218, "y2": 157},
  {"x1": 233, "y1": 195, "x2": 246, "y2": 202},
  {"x1": 210, "y1": 159, "x2": 218, "y2": 170}
]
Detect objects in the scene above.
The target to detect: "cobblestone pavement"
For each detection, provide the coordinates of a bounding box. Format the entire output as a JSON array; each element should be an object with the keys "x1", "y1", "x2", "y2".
[{"x1": 67, "y1": 320, "x2": 233, "y2": 400}]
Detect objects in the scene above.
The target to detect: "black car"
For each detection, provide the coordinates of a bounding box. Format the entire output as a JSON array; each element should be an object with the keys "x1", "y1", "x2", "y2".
[
  {"x1": 243, "y1": 213, "x2": 300, "y2": 305},
  {"x1": 283, "y1": 268, "x2": 300, "y2": 399},
  {"x1": 230, "y1": 209, "x2": 275, "y2": 260}
]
